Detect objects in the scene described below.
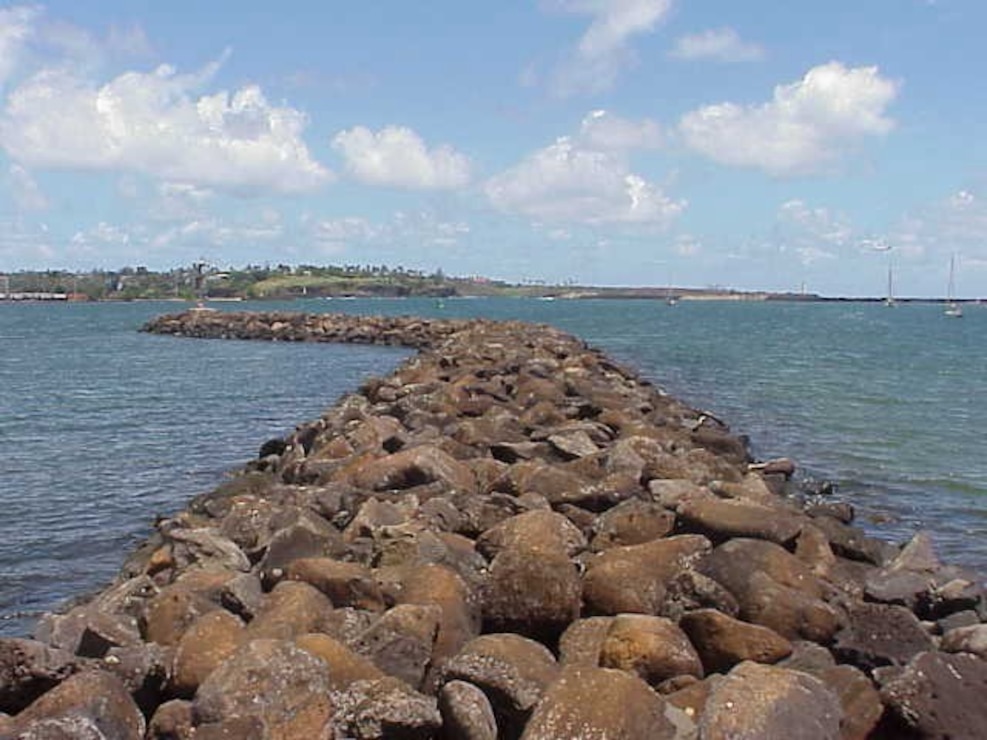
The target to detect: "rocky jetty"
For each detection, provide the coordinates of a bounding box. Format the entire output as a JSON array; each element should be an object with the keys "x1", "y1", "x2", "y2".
[{"x1": 3, "y1": 309, "x2": 986, "y2": 739}]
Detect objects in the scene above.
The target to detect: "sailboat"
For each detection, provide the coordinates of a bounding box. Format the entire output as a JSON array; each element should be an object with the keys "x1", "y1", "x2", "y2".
[
  {"x1": 944, "y1": 254, "x2": 963, "y2": 318},
  {"x1": 884, "y1": 263, "x2": 896, "y2": 307}
]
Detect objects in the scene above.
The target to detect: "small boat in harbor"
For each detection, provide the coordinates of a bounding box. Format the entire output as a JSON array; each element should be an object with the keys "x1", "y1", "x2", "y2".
[
  {"x1": 884, "y1": 263, "x2": 896, "y2": 307},
  {"x1": 944, "y1": 254, "x2": 963, "y2": 318}
]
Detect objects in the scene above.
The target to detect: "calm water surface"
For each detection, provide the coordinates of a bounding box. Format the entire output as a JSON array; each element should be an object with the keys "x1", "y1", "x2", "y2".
[{"x1": 1, "y1": 298, "x2": 985, "y2": 636}]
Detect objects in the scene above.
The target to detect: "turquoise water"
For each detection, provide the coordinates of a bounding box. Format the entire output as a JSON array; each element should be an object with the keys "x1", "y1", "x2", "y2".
[{"x1": 1, "y1": 298, "x2": 985, "y2": 636}]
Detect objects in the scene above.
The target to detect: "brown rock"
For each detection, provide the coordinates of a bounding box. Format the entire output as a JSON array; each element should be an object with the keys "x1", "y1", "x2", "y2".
[
  {"x1": 818, "y1": 664, "x2": 883, "y2": 740},
  {"x1": 558, "y1": 617, "x2": 613, "y2": 668},
  {"x1": 350, "y1": 445, "x2": 476, "y2": 493},
  {"x1": 941, "y1": 623, "x2": 987, "y2": 659},
  {"x1": 295, "y1": 633, "x2": 386, "y2": 689},
  {"x1": 442, "y1": 633, "x2": 559, "y2": 740},
  {"x1": 170, "y1": 610, "x2": 245, "y2": 697},
  {"x1": 502, "y1": 461, "x2": 587, "y2": 505},
  {"x1": 679, "y1": 608, "x2": 793, "y2": 674},
  {"x1": 354, "y1": 603, "x2": 441, "y2": 689},
  {"x1": 482, "y1": 545, "x2": 582, "y2": 643},
  {"x1": 582, "y1": 535, "x2": 712, "y2": 616},
  {"x1": 832, "y1": 602, "x2": 934, "y2": 670},
  {"x1": 37, "y1": 604, "x2": 142, "y2": 659},
  {"x1": 739, "y1": 571, "x2": 842, "y2": 643},
  {"x1": 475, "y1": 510, "x2": 586, "y2": 560},
  {"x1": 589, "y1": 499, "x2": 675, "y2": 551},
  {"x1": 438, "y1": 680, "x2": 498, "y2": 740},
  {"x1": 142, "y1": 570, "x2": 230, "y2": 646},
  {"x1": 284, "y1": 557, "x2": 385, "y2": 611},
  {"x1": 547, "y1": 429, "x2": 600, "y2": 459},
  {"x1": 699, "y1": 539, "x2": 840, "y2": 642},
  {"x1": 879, "y1": 651, "x2": 987, "y2": 739},
  {"x1": 258, "y1": 517, "x2": 345, "y2": 587},
  {"x1": 395, "y1": 564, "x2": 480, "y2": 685},
  {"x1": 193, "y1": 638, "x2": 333, "y2": 739},
  {"x1": 699, "y1": 661, "x2": 841, "y2": 739},
  {"x1": 6, "y1": 670, "x2": 145, "y2": 739},
  {"x1": 520, "y1": 665, "x2": 676, "y2": 740},
  {"x1": 599, "y1": 614, "x2": 703, "y2": 687},
  {"x1": 147, "y1": 699, "x2": 194, "y2": 740},
  {"x1": 332, "y1": 676, "x2": 441, "y2": 739},
  {"x1": 677, "y1": 497, "x2": 804, "y2": 545},
  {"x1": 246, "y1": 580, "x2": 334, "y2": 640},
  {"x1": 164, "y1": 526, "x2": 251, "y2": 573},
  {"x1": 0, "y1": 639, "x2": 81, "y2": 715},
  {"x1": 102, "y1": 642, "x2": 172, "y2": 716}
]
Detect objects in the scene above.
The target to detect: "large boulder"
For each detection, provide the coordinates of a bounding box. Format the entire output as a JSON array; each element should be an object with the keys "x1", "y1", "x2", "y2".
[
  {"x1": 879, "y1": 650, "x2": 987, "y2": 739},
  {"x1": 598, "y1": 614, "x2": 703, "y2": 687},
  {"x1": 284, "y1": 557, "x2": 386, "y2": 612},
  {"x1": 582, "y1": 535, "x2": 712, "y2": 616},
  {"x1": 349, "y1": 445, "x2": 476, "y2": 494},
  {"x1": 170, "y1": 609, "x2": 245, "y2": 697},
  {"x1": 676, "y1": 497, "x2": 805, "y2": 546},
  {"x1": 699, "y1": 539, "x2": 840, "y2": 642},
  {"x1": 294, "y1": 633, "x2": 386, "y2": 689},
  {"x1": 354, "y1": 603, "x2": 441, "y2": 689},
  {"x1": 4, "y1": 670, "x2": 145, "y2": 739},
  {"x1": 0, "y1": 639, "x2": 82, "y2": 715},
  {"x1": 193, "y1": 638, "x2": 333, "y2": 738},
  {"x1": 831, "y1": 601, "x2": 934, "y2": 670},
  {"x1": 481, "y1": 545, "x2": 582, "y2": 643},
  {"x1": 245, "y1": 580, "x2": 335, "y2": 641},
  {"x1": 331, "y1": 676, "x2": 441, "y2": 740},
  {"x1": 475, "y1": 510, "x2": 586, "y2": 560},
  {"x1": 699, "y1": 661, "x2": 842, "y2": 739},
  {"x1": 442, "y1": 633, "x2": 559, "y2": 740},
  {"x1": 520, "y1": 666, "x2": 676, "y2": 739},
  {"x1": 438, "y1": 680, "x2": 498, "y2": 740},
  {"x1": 679, "y1": 608, "x2": 793, "y2": 674},
  {"x1": 588, "y1": 499, "x2": 675, "y2": 551}
]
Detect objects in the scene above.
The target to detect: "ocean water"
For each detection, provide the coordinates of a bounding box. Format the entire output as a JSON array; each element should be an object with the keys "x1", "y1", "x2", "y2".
[{"x1": 1, "y1": 298, "x2": 985, "y2": 636}]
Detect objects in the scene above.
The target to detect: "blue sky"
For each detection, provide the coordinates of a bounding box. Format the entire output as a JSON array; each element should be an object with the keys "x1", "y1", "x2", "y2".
[{"x1": 0, "y1": 0, "x2": 984, "y2": 297}]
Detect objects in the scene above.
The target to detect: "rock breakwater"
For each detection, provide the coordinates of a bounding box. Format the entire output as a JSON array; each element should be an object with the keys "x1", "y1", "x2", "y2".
[{"x1": 3, "y1": 309, "x2": 986, "y2": 738}]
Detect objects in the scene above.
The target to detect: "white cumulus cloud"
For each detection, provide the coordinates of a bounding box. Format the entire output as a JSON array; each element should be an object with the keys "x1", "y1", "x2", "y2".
[
  {"x1": 0, "y1": 59, "x2": 331, "y2": 194},
  {"x1": 331, "y1": 126, "x2": 471, "y2": 190},
  {"x1": 485, "y1": 135, "x2": 684, "y2": 226},
  {"x1": 679, "y1": 61, "x2": 899, "y2": 176},
  {"x1": 669, "y1": 27, "x2": 765, "y2": 62},
  {"x1": 547, "y1": 0, "x2": 673, "y2": 95}
]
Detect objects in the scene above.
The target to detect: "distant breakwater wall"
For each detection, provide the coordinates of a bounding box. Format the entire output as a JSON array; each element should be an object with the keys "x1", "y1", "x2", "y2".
[{"x1": 2, "y1": 309, "x2": 986, "y2": 738}]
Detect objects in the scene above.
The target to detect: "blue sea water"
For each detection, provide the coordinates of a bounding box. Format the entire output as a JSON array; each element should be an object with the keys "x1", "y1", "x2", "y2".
[{"x1": 1, "y1": 298, "x2": 985, "y2": 637}]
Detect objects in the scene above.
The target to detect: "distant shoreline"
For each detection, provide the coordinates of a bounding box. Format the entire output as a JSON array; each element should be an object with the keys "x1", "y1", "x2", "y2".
[{"x1": 1, "y1": 289, "x2": 983, "y2": 304}]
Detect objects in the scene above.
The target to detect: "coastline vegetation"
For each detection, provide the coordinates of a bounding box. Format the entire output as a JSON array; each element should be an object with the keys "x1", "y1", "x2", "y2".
[{"x1": 0, "y1": 262, "x2": 821, "y2": 302}]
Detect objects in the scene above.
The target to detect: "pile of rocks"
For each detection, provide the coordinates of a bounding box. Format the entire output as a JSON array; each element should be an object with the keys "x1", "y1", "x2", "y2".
[{"x1": 2, "y1": 310, "x2": 986, "y2": 739}]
